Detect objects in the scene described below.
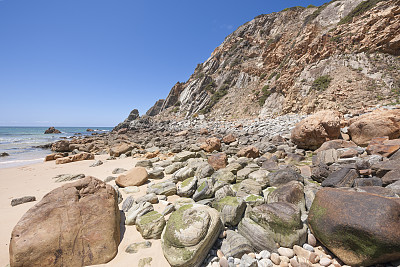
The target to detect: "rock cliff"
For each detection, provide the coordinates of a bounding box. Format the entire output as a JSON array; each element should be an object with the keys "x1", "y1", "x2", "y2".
[{"x1": 145, "y1": 0, "x2": 400, "y2": 120}]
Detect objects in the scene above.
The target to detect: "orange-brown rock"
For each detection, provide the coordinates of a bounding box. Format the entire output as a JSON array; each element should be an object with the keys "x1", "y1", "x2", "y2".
[
  {"x1": 208, "y1": 153, "x2": 227, "y2": 170},
  {"x1": 109, "y1": 143, "x2": 132, "y2": 157},
  {"x1": 222, "y1": 134, "x2": 236, "y2": 144},
  {"x1": 200, "y1": 128, "x2": 209, "y2": 135},
  {"x1": 291, "y1": 111, "x2": 341, "y2": 150},
  {"x1": 175, "y1": 130, "x2": 188, "y2": 136},
  {"x1": 366, "y1": 137, "x2": 400, "y2": 157},
  {"x1": 144, "y1": 150, "x2": 159, "y2": 159},
  {"x1": 44, "y1": 127, "x2": 61, "y2": 134},
  {"x1": 44, "y1": 153, "x2": 66, "y2": 162},
  {"x1": 51, "y1": 140, "x2": 71, "y2": 152},
  {"x1": 348, "y1": 109, "x2": 400, "y2": 146},
  {"x1": 55, "y1": 152, "x2": 95, "y2": 165},
  {"x1": 237, "y1": 146, "x2": 260, "y2": 158},
  {"x1": 9, "y1": 176, "x2": 120, "y2": 267},
  {"x1": 115, "y1": 167, "x2": 149, "y2": 187},
  {"x1": 200, "y1": 137, "x2": 221, "y2": 152}
]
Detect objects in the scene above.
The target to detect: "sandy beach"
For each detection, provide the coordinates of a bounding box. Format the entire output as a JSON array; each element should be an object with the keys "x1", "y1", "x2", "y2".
[{"x1": 0, "y1": 155, "x2": 173, "y2": 267}]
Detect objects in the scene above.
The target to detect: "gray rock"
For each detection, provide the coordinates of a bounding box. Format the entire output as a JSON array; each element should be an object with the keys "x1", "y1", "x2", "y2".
[
  {"x1": 122, "y1": 195, "x2": 135, "y2": 212},
  {"x1": 161, "y1": 204, "x2": 223, "y2": 267},
  {"x1": 267, "y1": 181, "x2": 305, "y2": 213},
  {"x1": 173, "y1": 151, "x2": 197, "y2": 162},
  {"x1": 248, "y1": 170, "x2": 269, "y2": 188},
  {"x1": 161, "y1": 204, "x2": 175, "y2": 216},
  {"x1": 147, "y1": 168, "x2": 165, "y2": 179},
  {"x1": 212, "y1": 196, "x2": 246, "y2": 226},
  {"x1": 11, "y1": 196, "x2": 36, "y2": 207},
  {"x1": 239, "y1": 253, "x2": 257, "y2": 267},
  {"x1": 322, "y1": 167, "x2": 358, "y2": 187},
  {"x1": 125, "y1": 202, "x2": 154, "y2": 225},
  {"x1": 136, "y1": 211, "x2": 166, "y2": 239},
  {"x1": 212, "y1": 170, "x2": 236, "y2": 184},
  {"x1": 123, "y1": 186, "x2": 140, "y2": 194},
  {"x1": 89, "y1": 160, "x2": 103, "y2": 167},
  {"x1": 249, "y1": 202, "x2": 307, "y2": 247},
  {"x1": 192, "y1": 179, "x2": 214, "y2": 201},
  {"x1": 267, "y1": 168, "x2": 303, "y2": 187},
  {"x1": 165, "y1": 162, "x2": 185, "y2": 175},
  {"x1": 221, "y1": 230, "x2": 254, "y2": 259},
  {"x1": 104, "y1": 176, "x2": 116, "y2": 183},
  {"x1": 353, "y1": 177, "x2": 383, "y2": 187},
  {"x1": 311, "y1": 163, "x2": 331, "y2": 183},
  {"x1": 313, "y1": 149, "x2": 338, "y2": 165},
  {"x1": 112, "y1": 168, "x2": 127, "y2": 174},
  {"x1": 236, "y1": 179, "x2": 262, "y2": 197},
  {"x1": 53, "y1": 173, "x2": 85, "y2": 182},
  {"x1": 386, "y1": 180, "x2": 400, "y2": 195},
  {"x1": 125, "y1": 241, "x2": 152, "y2": 254},
  {"x1": 136, "y1": 193, "x2": 159, "y2": 204},
  {"x1": 177, "y1": 177, "x2": 197, "y2": 197},
  {"x1": 225, "y1": 162, "x2": 244, "y2": 174},
  {"x1": 173, "y1": 166, "x2": 195, "y2": 182},
  {"x1": 215, "y1": 185, "x2": 235, "y2": 200},
  {"x1": 147, "y1": 181, "x2": 177, "y2": 196},
  {"x1": 244, "y1": 194, "x2": 265, "y2": 207},
  {"x1": 195, "y1": 163, "x2": 215, "y2": 179},
  {"x1": 238, "y1": 217, "x2": 277, "y2": 253},
  {"x1": 112, "y1": 185, "x2": 123, "y2": 204},
  {"x1": 237, "y1": 167, "x2": 256, "y2": 182},
  {"x1": 135, "y1": 160, "x2": 153, "y2": 168}
]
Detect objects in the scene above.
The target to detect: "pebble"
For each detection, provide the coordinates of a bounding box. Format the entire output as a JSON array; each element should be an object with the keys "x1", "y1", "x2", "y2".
[
  {"x1": 217, "y1": 249, "x2": 224, "y2": 259},
  {"x1": 290, "y1": 258, "x2": 299, "y2": 267},
  {"x1": 280, "y1": 255, "x2": 290, "y2": 263},
  {"x1": 123, "y1": 186, "x2": 140, "y2": 194},
  {"x1": 307, "y1": 233, "x2": 317, "y2": 246},
  {"x1": 278, "y1": 247, "x2": 294, "y2": 258},
  {"x1": 258, "y1": 259, "x2": 273, "y2": 267},
  {"x1": 219, "y1": 231, "x2": 227, "y2": 239},
  {"x1": 259, "y1": 250, "x2": 271, "y2": 260},
  {"x1": 302, "y1": 243, "x2": 315, "y2": 252},
  {"x1": 248, "y1": 252, "x2": 256, "y2": 259},
  {"x1": 320, "y1": 257, "x2": 332, "y2": 266},
  {"x1": 270, "y1": 253, "x2": 281, "y2": 265},
  {"x1": 219, "y1": 256, "x2": 228, "y2": 267}
]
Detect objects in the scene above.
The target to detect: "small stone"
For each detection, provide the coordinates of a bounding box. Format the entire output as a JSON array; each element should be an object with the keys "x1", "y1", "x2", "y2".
[
  {"x1": 112, "y1": 167, "x2": 127, "y2": 174},
  {"x1": 307, "y1": 233, "x2": 317, "y2": 247},
  {"x1": 240, "y1": 254, "x2": 257, "y2": 267},
  {"x1": 320, "y1": 257, "x2": 332, "y2": 266},
  {"x1": 123, "y1": 186, "x2": 140, "y2": 194},
  {"x1": 219, "y1": 256, "x2": 229, "y2": 267},
  {"x1": 248, "y1": 252, "x2": 256, "y2": 259},
  {"x1": 290, "y1": 258, "x2": 299, "y2": 267},
  {"x1": 217, "y1": 249, "x2": 224, "y2": 259},
  {"x1": 278, "y1": 247, "x2": 294, "y2": 258},
  {"x1": 89, "y1": 160, "x2": 103, "y2": 167},
  {"x1": 302, "y1": 243, "x2": 314, "y2": 252},
  {"x1": 11, "y1": 196, "x2": 36, "y2": 207},
  {"x1": 271, "y1": 253, "x2": 281, "y2": 265},
  {"x1": 219, "y1": 231, "x2": 227, "y2": 239},
  {"x1": 138, "y1": 257, "x2": 152, "y2": 267},
  {"x1": 259, "y1": 250, "x2": 271, "y2": 259},
  {"x1": 125, "y1": 241, "x2": 152, "y2": 254},
  {"x1": 122, "y1": 195, "x2": 135, "y2": 212},
  {"x1": 104, "y1": 176, "x2": 116, "y2": 183},
  {"x1": 258, "y1": 258, "x2": 273, "y2": 267}
]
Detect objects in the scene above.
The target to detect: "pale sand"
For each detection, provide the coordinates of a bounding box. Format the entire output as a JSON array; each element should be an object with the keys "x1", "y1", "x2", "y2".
[{"x1": 0, "y1": 154, "x2": 174, "y2": 266}]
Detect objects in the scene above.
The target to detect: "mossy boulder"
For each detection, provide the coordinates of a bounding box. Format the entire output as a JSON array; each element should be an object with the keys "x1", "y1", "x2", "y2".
[
  {"x1": 136, "y1": 211, "x2": 166, "y2": 239},
  {"x1": 212, "y1": 196, "x2": 246, "y2": 226},
  {"x1": 267, "y1": 181, "x2": 305, "y2": 213},
  {"x1": 212, "y1": 169, "x2": 236, "y2": 184},
  {"x1": 177, "y1": 177, "x2": 197, "y2": 197},
  {"x1": 244, "y1": 194, "x2": 265, "y2": 207},
  {"x1": 147, "y1": 180, "x2": 177, "y2": 196},
  {"x1": 308, "y1": 188, "x2": 400, "y2": 266},
  {"x1": 238, "y1": 217, "x2": 278, "y2": 253},
  {"x1": 192, "y1": 179, "x2": 214, "y2": 201},
  {"x1": 161, "y1": 204, "x2": 223, "y2": 267},
  {"x1": 249, "y1": 202, "x2": 307, "y2": 247}
]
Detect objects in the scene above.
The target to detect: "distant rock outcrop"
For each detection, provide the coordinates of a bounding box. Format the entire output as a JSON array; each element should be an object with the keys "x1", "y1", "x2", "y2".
[
  {"x1": 146, "y1": 99, "x2": 165, "y2": 116},
  {"x1": 44, "y1": 127, "x2": 61, "y2": 134},
  {"x1": 113, "y1": 109, "x2": 140, "y2": 131}
]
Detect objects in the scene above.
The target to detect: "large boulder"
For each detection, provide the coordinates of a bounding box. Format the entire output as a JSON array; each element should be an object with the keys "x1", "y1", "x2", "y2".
[
  {"x1": 9, "y1": 177, "x2": 120, "y2": 266},
  {"x1": 308, "y1": 188, "x2": 400, "y2": 266},
  {"x1": 51, "y1": 140, "x2": 70, "y2": 152},
  {"x1": 348, "y1": 109, "x2": 400, "y2": 146},
  {"x1": 110, "y1": 143, "x2": 133, "y2": 157},
  {"x1": 212, "y1": 196, "x2": 246, "y2": 226},
  {"x1": 291, "y1": 110, "x2": 341, "y2": 150},
  {"x1": 55, "y1": 152, "x2": 94, "y2": 164},
  {"x1": 115, "y1": 167, "x2": 149, "y2": 187},
  {"x1": 238, "y1": 217, "x2": 278, "y2": 253},
  {"x1": 161, "y1": 204, "x2": 223, "y2": 267},
  {"x1": 136, "y1": 211, "x2": 166, "y2": 239},
  {"x1": 221, "y1": 230, "x2": 254, "y2": 258}
]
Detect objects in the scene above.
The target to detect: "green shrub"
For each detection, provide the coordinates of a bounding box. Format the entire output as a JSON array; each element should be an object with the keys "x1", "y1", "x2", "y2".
[
  {"x1": 268, "y1": 72, "x2": 278, "y2": 80},
  {"x1": 312, "y1": 75, "x2": 332, "y2": 91},
  {"x1": 260, "y1": 73, "x2": 267, "y2": 79},
  {"x1": 338, "y1": 0, "x2": 384, "y2": 25},
  {"x1": 258, "y1": 85, "x2": 271, "y2": 106},
  {"x1": 307, "y1": 4, "x2": 316, "y2": 8}
]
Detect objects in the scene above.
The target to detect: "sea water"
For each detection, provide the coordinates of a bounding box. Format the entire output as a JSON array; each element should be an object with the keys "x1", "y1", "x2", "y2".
[{"x1": 0, "y1": 127, "x2": 112, "y2": 169}]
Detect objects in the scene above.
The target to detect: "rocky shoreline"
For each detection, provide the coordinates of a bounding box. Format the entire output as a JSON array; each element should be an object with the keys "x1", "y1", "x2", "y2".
[{"x1": 8, "y1": 106, "x2": 400, "y2": 267}]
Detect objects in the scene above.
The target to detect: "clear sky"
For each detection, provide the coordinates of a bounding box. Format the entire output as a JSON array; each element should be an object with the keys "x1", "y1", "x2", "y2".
[{"x1": 0, "y1": 0, "x2": 329, "y2": 127}]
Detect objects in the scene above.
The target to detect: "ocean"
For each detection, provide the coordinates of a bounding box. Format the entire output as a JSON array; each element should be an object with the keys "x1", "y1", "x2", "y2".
[{"x1": 0, "y1": 127, "x2": 112, "y2": 169}]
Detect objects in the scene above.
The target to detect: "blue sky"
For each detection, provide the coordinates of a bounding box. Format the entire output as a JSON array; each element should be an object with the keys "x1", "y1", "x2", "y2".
[{"x1": 0, "y1": 0, "x2": 329, "y2": 127}]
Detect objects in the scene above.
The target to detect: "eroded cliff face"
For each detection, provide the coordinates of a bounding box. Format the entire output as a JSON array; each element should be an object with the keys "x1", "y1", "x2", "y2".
[{"x1": 147, "y1": 0, "x2": 400, "y2": 120}]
